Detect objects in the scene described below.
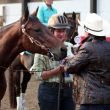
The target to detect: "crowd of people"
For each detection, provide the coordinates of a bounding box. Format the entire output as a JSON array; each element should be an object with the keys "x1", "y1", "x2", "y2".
[{"x1": 31, "y1": 0, "x2": 110, "y2": 110}]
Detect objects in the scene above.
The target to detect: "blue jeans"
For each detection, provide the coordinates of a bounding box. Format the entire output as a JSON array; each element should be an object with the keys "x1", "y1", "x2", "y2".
[
  {"x1": 38, "y1": 82, "x2": 75, "y2": 110},
  {"x1": 80, "y1": 104, "x2": 110, "y2": 110}
]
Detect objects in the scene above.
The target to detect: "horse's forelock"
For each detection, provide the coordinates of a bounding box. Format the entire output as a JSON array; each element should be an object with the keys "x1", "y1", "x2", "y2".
[{"x1": 29, "y1": 15, "x2": 38, "y2": 22}]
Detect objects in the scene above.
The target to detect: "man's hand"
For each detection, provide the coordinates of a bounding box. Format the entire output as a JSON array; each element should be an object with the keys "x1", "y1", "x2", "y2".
[
  {"x1": 60, "y1": 56, "x2": 74, "y2": 72},
  {"x1": 60, "y1": 58, "x2": 68, "y2": 72}
]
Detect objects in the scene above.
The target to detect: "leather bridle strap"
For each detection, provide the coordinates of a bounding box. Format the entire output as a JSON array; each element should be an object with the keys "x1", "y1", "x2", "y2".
[
  {"x1": 21, "y1": 25, "x2": 45, "y2": 49},
  {"x1": 21, "y1": 21, "x2": 55, "y2": 60}
]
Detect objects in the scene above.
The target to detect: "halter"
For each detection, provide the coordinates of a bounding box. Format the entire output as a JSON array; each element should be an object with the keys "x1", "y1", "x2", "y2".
[{"x1": 21, "y1": 18, "x2": 55, "y2": 60}]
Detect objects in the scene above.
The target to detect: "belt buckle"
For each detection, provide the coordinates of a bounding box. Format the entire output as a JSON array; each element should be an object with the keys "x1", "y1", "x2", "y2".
[
  {"x1": 68, "y1": 83, "x2": 70, "y2": 87},
  {"x1": 59, "y1": 83, "x2": 64, "y2": 89},
  {"x1": 65, "y1": 83, "x2": 72, "y2": 88},
  {"x1": 68, "y1": 83, "x2": 72, "y2": 87},
  {"x1": 51, "y1": 82, "x2": 56, "y2": 88},
  {"x1": 51, "y1": 83, "x2": 54, "y2": 88}
]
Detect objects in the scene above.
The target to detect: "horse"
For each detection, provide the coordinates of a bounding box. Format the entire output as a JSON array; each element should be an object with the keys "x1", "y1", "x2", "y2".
[
  {"x1": 63, "y1": 11, "x2": 78, "y2": 45},
  {"x1": 0, "y1": 5, "x2": 67, "y2": 108},
  {"x1": 8, "y1": 11, "x2": 78, "y2": 110},
  {"x1": 8, "y1": 53, "x2": 34, "y2": 109}
]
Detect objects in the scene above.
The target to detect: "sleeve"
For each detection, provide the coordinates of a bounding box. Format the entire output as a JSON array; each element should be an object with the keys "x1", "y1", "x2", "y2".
[
  {"x1": 30, "y1": 54, "x2": 45, "y2": 80},
  {"x1": 66, "y1": 43, "x2": 92, "y2": 74}
]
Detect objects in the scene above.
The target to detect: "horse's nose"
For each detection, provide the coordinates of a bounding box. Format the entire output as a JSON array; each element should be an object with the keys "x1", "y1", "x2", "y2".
[{"x1": 60, "y1": 47, "x2": 67, "y2": 60}]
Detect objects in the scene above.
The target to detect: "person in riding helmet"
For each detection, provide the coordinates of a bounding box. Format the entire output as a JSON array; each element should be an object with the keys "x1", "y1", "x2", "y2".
[{"x1": 31, "y1": 14, "x2": 76, "y2": 110}]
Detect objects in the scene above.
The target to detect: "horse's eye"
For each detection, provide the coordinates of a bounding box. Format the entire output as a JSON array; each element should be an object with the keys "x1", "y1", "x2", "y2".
[{"x1": 34, "y1": 29, "x2": 41, "y2": 33}]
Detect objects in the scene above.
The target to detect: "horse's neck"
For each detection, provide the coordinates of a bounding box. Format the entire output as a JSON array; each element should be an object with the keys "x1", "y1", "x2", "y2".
[{"x1": 0, "y1": 22, "x2": 23, "y2": 68}]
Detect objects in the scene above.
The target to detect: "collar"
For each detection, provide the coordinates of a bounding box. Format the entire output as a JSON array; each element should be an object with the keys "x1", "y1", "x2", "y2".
[{"x1": 43, "y1": 3, "x2": 53, "y2": 10}]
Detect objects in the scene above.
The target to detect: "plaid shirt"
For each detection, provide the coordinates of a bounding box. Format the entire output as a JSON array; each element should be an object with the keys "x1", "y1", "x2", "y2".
[{"x1": 31, "y1": 42, "x2": 74, "y2": 83}]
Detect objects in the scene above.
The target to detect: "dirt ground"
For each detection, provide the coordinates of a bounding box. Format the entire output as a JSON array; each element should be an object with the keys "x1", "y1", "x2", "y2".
[
  {"x1": 1, "y1": 70, "x2": 40, "y2": 110},
  {"x1": 1, "y1": 70, "x2": 80, "y2": 110}
]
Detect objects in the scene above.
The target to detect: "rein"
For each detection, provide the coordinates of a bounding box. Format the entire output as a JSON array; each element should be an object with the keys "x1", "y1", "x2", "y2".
[{"x1": 21, "y1": 18, "x2": 55, "y2": 60}]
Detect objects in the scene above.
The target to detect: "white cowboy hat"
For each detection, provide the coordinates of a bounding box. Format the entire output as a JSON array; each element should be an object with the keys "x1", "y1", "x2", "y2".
[{"x1": 78, "y1": 13, "x2": 110, "y2": 36}]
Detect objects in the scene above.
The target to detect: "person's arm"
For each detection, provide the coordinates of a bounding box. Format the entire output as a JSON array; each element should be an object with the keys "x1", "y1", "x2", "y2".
[
  {"x1": 64, "y1": 43, "x2": 91, "y2": 74},
  {"x1": 41, "y1": 65, "x2": 64, "y2": 80},
  {"x1": 30, "y1": 54, "x2": 65, "y2": 80}
]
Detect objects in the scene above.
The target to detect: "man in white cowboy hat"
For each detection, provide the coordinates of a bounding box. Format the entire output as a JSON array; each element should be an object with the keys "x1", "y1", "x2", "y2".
[{"x1": 63, "y1": 13, "x2": 110, "y2": 110}]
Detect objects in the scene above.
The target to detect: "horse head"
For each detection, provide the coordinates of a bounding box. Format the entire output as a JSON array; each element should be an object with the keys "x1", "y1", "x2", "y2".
[
  {"x1": 20, "y1": 7, "x2": 67, "y2": 60},
  {"x1": 63, "y1": 12, "x2": 78, "y2": 45}
]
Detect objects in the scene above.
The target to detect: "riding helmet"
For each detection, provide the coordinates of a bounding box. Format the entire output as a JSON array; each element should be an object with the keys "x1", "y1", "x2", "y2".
[{"x1": 48, "y1": 14, "x2": 70, "y2": 29}]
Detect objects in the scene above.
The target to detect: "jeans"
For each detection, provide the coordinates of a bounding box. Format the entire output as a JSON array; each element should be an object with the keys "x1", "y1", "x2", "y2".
[
  {"x1": 80, "y1": 104, "x2": 110, "y2": 110},
  {"x1": 38, "y1": 82, "x2": 75, "y2": 110}
]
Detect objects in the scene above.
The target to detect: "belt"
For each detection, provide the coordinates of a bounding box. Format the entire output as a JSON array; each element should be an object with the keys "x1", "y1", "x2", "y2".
[{"x1": 42, "y1": 82, "x2": 73, "y2": 88}]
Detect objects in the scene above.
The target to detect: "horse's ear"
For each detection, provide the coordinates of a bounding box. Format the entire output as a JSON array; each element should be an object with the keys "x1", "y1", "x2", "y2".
[
  {"x1": 24, "y1": 6, "x2": 29, "y2": 21},
  {"x1": 72, "y1": 12, "x2": 76, "y2": 20},
  {"x1": 63, "y1": 12, "x2": 68, "y2": 18},
  {"x1": 21, "y1": 6, "x2": 29, "y2": 23},
  {"x1": 31, "y1": 6, "x2": 39, "y2": 16},
  {"x1": 36, "y1": 6, "x2": 39, "y2": 15}
]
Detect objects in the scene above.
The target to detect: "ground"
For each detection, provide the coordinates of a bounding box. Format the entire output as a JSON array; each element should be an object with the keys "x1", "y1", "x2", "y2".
[
  {"x1": 1, "y1": 70, "x2": 40, "y2": 110},
  {"x1": 1, "y1": 70, "x2": 80, "y2": 110}
]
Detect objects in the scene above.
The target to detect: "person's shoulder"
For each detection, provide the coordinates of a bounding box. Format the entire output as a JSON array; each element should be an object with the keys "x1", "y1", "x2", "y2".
[
  {"x1": 79, "y1": 42, "x2": 94, "y2": 53},
  {"x1": 35, "y1": 53, "x2": 47, "y2": 57},
  {"x1": 34, "y1": 53, "x2": 41, "y2": 58},
  {"x1": 83, "y1": 41, "x2": 93, "y2": 47},
  {"x1": 39, "y1": 3, "x2": 47, "y2": 10},
  {"x1": 35, "y1": 53, "x2": 48, "y2": 60},
  {"x1": 51, "y1": 6, "x2": 57, "y2": 12}
]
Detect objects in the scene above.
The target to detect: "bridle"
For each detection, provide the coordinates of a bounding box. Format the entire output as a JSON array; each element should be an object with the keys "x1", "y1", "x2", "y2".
[{"x1": 21, "y1": 17, "x2": 55, "y2": 60}]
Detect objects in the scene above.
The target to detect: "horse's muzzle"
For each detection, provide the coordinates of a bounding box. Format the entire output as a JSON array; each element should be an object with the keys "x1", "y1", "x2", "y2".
[{"x1": 47, "y1": 47, "x2": 67, "y2": 61}]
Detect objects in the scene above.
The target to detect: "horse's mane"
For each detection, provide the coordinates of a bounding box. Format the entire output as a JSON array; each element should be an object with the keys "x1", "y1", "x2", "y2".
[
  {"x1": 0, "y1": 15, "x2": 38, "y2": 39},
  {"x1": 0, "y1": 6, "x2": 39, "y2": 35},
  {"x1": 0, "y1": 21, "x2": 19, "y2": 34}
]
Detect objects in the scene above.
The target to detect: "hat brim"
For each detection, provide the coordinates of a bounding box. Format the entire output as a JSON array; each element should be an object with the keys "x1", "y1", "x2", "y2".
[
  {"x1": 78, "y1": 19, "x2": 110, "y2": 36},
  {"x1": 51, "y1": 24, "x2": 70, "y2": 29},
  {"x1": 53, "y1": 26, "x2": 70, "y2": 29}
]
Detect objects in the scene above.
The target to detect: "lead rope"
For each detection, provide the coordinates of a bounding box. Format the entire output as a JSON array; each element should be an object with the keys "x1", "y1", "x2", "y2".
[
  {"x1": 57, "y1": 74, "x2": 61, "y2": 110},
  {"x1": 57, "y1": 61, "x2": 65, "y2": 110},
  {"x1": 58, "y1": 74, "x2": 65, "y2": 110}
]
